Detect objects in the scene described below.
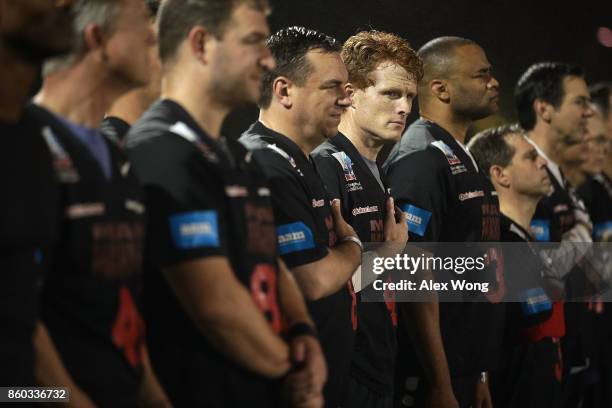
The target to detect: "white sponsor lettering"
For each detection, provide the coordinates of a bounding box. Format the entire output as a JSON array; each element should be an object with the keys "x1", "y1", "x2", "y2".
[
  {"x1": 257, "y1": 187, "x2": 270, "y2": 197},
  {"x1": 458, "y1": 190, "x2": 485, "y2": 201},
  {"x1": 406, "y1": 212, "x2": 422, "y2": 225},
  {"x1": 65, "y1": 203, "x2": 105, "y2": 219},
  {"x1": 180, "y1": 222, "x2": 212, "y2": 236},
  {"x1": 312, "y1": 199, "x2": 325, "y2": 208},
  {"x1": 225, "y1": 185, "x2": 248, "y2": 198},
  {"x1": 278, "y1": 231, "x2": 306, "y2": 244},
  {"x1": 125, "y1": 199, "x2": 145, "y2": 214},
  {"x1": 352, "y1": 205, "x2": 379, "y2": 216}
]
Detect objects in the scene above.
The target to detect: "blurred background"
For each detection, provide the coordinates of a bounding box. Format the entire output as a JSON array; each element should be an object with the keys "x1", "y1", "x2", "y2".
[{"x1": 222, "y1": 0, "x2": 612, "y2": 140}]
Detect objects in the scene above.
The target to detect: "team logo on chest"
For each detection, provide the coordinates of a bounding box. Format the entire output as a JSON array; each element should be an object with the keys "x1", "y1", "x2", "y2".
[
  {"x1": 332, "y1": 151, "x2": 363, "y2": 191},
  {"x1": 431, "y1": 140, "x2": 467, "y2": 174}
]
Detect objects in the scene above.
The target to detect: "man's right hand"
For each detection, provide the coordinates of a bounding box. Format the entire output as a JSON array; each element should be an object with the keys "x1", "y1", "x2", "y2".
[
  {"x1": 384, "y1": 197, "x2": 408, "y2": 245},
  {"x1": 330, "y1": 199, "x2": 358, "y2": 241}
]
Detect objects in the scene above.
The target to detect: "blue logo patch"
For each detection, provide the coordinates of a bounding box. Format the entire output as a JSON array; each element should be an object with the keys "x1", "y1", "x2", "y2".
[
  {"x1": 530, "y1": 219, "x2": 550, "y2": 242},
  {"x1": 277, "y1": 222, "x2": 315, "y2": 255},
  {"x1": 401, "y1": 204, "x2": 432, "y2": 237},
  {"x1": 169, "y1": 211, "x2": 220, "y2": 249},
  {"x1": 519, "y1": 287, "x2": 552, "y2": 316},
  {"x1": 593, "y1": 221, "x2": 612, "y2": 241}
]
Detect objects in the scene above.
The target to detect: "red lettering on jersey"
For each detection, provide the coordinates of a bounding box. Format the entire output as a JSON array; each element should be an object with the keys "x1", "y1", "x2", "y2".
[
  {"x1": 92, "y1": 222, "x2": 144, "y2": 279},
  {"x1": 244, "y1": 203, "x2": 276, "y2": 257},
  {"x1": 112, "y1": 286, "x2": 145, "y2": 368},
  {"x1": 251, "y1": 264, "x2": 282, "y2": 334},
  {"x1": 481, "y1": 204, "x2": 500, "y2": 241},
  {"x1": 370, "y1": 219, "x2": 384, "y2": 242}
]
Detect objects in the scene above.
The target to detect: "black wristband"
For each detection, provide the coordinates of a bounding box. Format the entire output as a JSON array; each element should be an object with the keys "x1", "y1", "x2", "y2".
[{"x1": 287, "y1": 322, "x2": 317, "y2": 341}]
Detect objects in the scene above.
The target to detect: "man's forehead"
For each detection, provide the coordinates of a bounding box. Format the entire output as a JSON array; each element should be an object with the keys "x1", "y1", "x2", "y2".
[
  {"x1": 225, "y1": 3, "x2": 270, "y2": 36},
  {"x1": 453, "y1": 44, "x2": 490, "y2": 72},
  {"x1": 370, "y1": 62, "x2": 417, "y2": 86},
  {"x1": 562, "y1": 75, "x2": 589, "y2": 97},
  {"x1": 306, "y1": 50, "x2": 346, "y2": 78}
]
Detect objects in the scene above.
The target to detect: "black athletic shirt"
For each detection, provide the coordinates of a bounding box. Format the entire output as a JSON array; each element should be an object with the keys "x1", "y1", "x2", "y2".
[
  {"x1": 27, "y1": 104, "x2": 146, "y2": 407},
  {"x1": 384, "y1": 119, "x2": 504, "y2": 376},
  {"x1": 0, "y1": 111, "x2": 59, "y2": 386},
  {"x1": 311, "y1": 132, "x2": 398, "y2": 397},
  {"x1": 127, "y1": 100, "x2": 284, "y2": 407},
  {"x1": 576, "y1": 174, "x2": 612, "y2": 242},
  {"x1": 240, "y1": 122, "x2": 356, "y2": 408},
  {"x1": 100, "y1": 116, "x2": 131, "y2": 147}
]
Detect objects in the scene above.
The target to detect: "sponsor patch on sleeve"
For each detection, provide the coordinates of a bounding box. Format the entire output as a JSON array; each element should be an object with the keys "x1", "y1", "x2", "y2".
[
  {"x1": 593, "y1": 221, "x2": 612, "y2": 241},
  {"x1": 276, "y1": 222, "x2": 315, "y2": 255},
  {"x1": 401, "y1": 204, "x2": 432, "y2": 237},
  {"x1": 519, "y1": 287, "x2": 552, "y2": 315},
  {"x1": 530, "y1": 219, "x2": 550, "y2": 242},
  {"x1": 169, "y1": 210, "x2": 220, "y2": 249}
]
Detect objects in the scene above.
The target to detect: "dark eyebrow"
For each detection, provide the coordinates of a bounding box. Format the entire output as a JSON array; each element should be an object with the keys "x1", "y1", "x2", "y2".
[
  {"x1": 523, "y1": 148, "x2": 538, "y2": 159},
  {"x1": 320, "y1": 79, "x2": 343, "y2": 88}
]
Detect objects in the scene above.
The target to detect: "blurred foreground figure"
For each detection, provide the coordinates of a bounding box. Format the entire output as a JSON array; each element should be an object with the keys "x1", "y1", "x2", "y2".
[
  {"x1": 127, "y1": 2, "x2": 325, "y2": 407},
  {"x1": 0, "y1": 0, "x2": 75, "y2": 387},
  {"x1": 29, "y1": 0, "x2": 170, "y2": 406},
  {"x1": 102, "y1": 0, "x2": 161, "y2": 145}
]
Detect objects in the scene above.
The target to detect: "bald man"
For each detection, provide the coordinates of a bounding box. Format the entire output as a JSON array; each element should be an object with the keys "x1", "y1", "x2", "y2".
[{"x1": 384, "y1": 37, "x2": 502, "y2": 408}]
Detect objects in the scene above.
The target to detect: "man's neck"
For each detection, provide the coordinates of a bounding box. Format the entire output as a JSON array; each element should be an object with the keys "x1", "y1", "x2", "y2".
[
  {"x1": 527, "y1": 123, "x2": 562, "y2": 165},
  {"x1": 107, "y1": 89, "x2": 155, "y2": 125},
  {"x1": 338, "y1": 114, "x2": 383, "y2": 161},
  {"x1": 498, "y1": 190, "x2": 539, "y2": 233},
  {"x1": 161, "y1": 74, "x2": 228, "y2": 140},
  {"x1": 259, "y1": 109, "x2": 319, "y2": 158},
  {"x1": 0, "y1": 45, "x2": 38, "y2": 121},
  {"x1": 420, "y1": 106, "x2": 471, "y2": 145},
  {"x1": 35, "y1": 61, "x2": 131, "y2": 128}
]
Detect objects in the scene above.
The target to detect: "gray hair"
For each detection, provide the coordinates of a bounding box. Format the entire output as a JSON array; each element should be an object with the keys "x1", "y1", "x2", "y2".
[{"x1": 43, "y1": 0, "x2": 121, "y2": 76}]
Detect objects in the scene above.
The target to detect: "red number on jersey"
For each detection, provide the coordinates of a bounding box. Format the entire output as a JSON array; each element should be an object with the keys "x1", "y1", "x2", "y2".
[
  {"x1": 251, "y1": 264, "x2": 282, "y2": 334},
  {"x1": 112, "y1": 286, "x2": 145, "y2": 368}
]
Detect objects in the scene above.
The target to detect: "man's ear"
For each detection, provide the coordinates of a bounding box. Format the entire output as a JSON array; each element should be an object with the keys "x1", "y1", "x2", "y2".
[
  {"x1": 534, "y1": 99, "x2": 554, "y2": 124},
  {"x1": 187, "y1": 25, "x2": 212, "y2": 64},
  {"x1": 431, "y1": 79, "x2": 450, "y2": 103},
  {"x1": 272, "y1": 76, "x2": 292, "y2": 109},
  {"x1": 490, "y1": 165, "x2": 510, "y2": 189},
  {"x1": 345, "y1": 83, "x2": 356, "y2": 106},
  {"x1": 82, "y1": 23, "x2": 105, "y2": 60}
]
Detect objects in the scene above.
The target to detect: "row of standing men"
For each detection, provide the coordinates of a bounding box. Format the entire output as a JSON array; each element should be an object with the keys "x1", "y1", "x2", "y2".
[{"x1": 1, "y1": 0, "x2": 612, "y2": 407}]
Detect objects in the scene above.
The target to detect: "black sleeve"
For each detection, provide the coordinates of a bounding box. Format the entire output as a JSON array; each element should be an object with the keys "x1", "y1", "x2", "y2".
[
  {"x1": 386, "y1": 149, "x2": 448, "y2": 242},
  {"x1": 127, "y1": 133, "x2": 228, "y2": 268},
  {"x1": 251, "y1": 149, "x2": 329, "y2": 268}
]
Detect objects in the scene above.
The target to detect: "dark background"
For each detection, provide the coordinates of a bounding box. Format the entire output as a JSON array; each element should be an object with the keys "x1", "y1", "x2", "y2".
[{"x1": 222, "y1": 0, "x2": 612, "y2": 140}]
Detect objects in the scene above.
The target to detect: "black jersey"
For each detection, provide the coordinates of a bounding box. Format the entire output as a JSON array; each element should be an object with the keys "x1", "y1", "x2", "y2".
[
  {"x1": 492, "y1": 215, "x2": 563, "y2": 408},
  {"x1": 576, "y1": 174, "x2": 612, "y2": 242},
  {"x1": 240, "y1": 122, "x2": 356, "y2": 407},
  {"x1": 0, "y1": 111, "x2": 60, "y2": 386},
  {"x1": 26, "y1": 104, "x2": 146, "y2": 406},
  {"x1": 311, "y1": 132, "x2": 397, "y2": 397},
  {"x1": 127, "y1": 101, "x2": 284, "y2": 407},
  {"x1": 384, "y1": 119, "x2": 504, "y2": 376},
  {"x1": 100, "y1": 116, "x2": 130, "y2": 147}
]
